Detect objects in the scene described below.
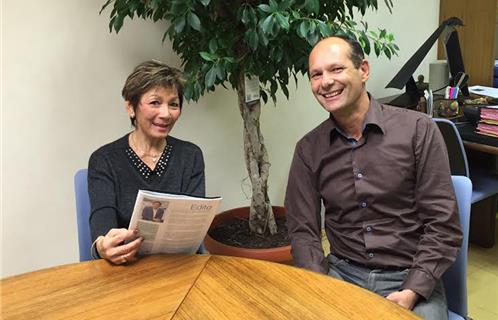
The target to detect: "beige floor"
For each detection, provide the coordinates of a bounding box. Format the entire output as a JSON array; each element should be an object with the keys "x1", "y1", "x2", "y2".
[
  {"x1": 321, "y1": 226, "x2": 498, "y2": 320},
  {"x1": 468, "y1": 240, "x2": 498, "y2": 320}
]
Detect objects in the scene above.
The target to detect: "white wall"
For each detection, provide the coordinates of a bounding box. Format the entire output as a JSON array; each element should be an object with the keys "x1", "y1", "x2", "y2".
[{"x1": 1, "y1": 0, "x2": 440, "y2": 277}]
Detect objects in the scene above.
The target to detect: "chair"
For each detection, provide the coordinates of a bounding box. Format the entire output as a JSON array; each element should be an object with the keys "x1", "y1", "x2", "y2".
[
  {"x1": 74, "y1": 169, "x2": 92, "y2": 261},
  {"x1": 443, "y1": 175, "x2": 472, "y2": 320},
  {"x1": 434, "y1": 118, "x2": 498, "y2": 247},
  {"x1": 73, "y1": 169, "x2": 207, "y2": 260}
]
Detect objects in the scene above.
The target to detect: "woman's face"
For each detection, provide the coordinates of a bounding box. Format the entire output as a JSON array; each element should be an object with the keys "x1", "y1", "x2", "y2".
[{"x1": 127, "y1": 86, "x2": 181, "y2": 140}]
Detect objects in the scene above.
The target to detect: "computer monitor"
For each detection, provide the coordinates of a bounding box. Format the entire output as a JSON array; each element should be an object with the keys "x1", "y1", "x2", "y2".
[{"x1": 385, "y1": 17, "x2": 467, "y2": 108}]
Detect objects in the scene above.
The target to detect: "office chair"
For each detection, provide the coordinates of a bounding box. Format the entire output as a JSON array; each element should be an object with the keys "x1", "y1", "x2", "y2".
[
  {"x1": 443, "y1": 175, "x2": 472, "y2": 320},
  {"x1": 434, "y1": 118, "x2": 498, "y2": 204},
  {"x1": 74, "y1": 169, "x2": 92, "y2": 261},
  {"x1": 74, "y1": 168, "x2": 207, "y2": 259}
]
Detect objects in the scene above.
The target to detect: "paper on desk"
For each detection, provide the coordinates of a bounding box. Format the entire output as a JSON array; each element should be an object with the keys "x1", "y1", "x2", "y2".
[{"x1": 469, "y1": 85, "x2": 498, "y2": 98}]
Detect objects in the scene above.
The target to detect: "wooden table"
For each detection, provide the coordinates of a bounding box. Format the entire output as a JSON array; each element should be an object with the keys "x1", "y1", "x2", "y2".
[{"x1": 1, "y1": 255, "x2": 420, "y2": 320}]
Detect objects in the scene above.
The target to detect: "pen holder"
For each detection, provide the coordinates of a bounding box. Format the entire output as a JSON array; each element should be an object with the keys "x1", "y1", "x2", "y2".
[{"x1": 435, "y1": 99, "x2": 460, "y2": 118}]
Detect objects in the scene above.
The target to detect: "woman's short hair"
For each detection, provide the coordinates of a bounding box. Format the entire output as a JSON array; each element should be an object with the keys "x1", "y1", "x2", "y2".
[{"x1": 122, "y1": 60, "x2": 185, "y2": 126}]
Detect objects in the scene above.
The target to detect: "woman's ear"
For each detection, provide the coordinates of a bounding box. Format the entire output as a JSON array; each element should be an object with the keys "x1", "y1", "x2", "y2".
[{"x1": 125, "y1": 101, "x2": 135, "y2": 118}]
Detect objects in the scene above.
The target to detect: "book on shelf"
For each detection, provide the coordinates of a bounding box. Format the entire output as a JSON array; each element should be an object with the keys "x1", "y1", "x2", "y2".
[
  {"x1": 128, "y1": 190, "x2": 222, "y2": 255},
  {"x1": 476, "y1": 106, "x2": 498, "y2": 137}
]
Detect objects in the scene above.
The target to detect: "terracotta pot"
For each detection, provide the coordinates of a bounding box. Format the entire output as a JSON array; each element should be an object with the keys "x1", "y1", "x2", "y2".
[{"x1": 204, "y1": 206, "x2": 293, "y2": 265}]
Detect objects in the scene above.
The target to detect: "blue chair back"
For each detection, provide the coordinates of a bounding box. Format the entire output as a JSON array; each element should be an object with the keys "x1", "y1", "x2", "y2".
[
  {"x1": 433, "y1": 118, "x2": 470, "y2": 177},
  {"x1": 443, "y1": 175, "x2": 472, "y2": 319},
  {"x1": 74, "y1": 169, "x2": 92, "y2": 261},
  {"x1": 434, "y1": 117, "x2": 498, "y2": 204}
]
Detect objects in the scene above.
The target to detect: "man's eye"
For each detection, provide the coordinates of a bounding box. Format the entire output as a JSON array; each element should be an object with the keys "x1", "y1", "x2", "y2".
[
  {"x1": 311, "y1": 73, "x2": 321, "y2": 79},
  {"x1": 332, "y1": 67, "x2": 345, "y2": 73}
]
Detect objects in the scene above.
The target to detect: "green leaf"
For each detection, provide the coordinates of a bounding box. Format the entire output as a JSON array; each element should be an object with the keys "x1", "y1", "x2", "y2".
[
  {"x1": 383, "y1": 46, "x2": 392, "y2": 59},
  {"x1": 247, "y1": 30, "x2": 259, "y2": 50},
  {"x1": 305, "y1": 29, "x2": 319, "y2": 46},
  {"x1": 209, "y1": 39, "x2": 218, "y2": 53},
  {"x1": 258, "y1": 28, "x2": 269, "y2": 46},
  {"x1": 198, "y1": 0, "x2": 210, "y2": 6},
  {"x1": 317, "y1": 21, "x2": 331, "y2": 37},
  {"x1": 269, "y1": 0, "x2": 278, "y2": 12},
  {"x1": 174, "y1": 16, "x2": 186, "y2": 33},
  {"x1": 281, "y1": 83, "x2": 289, "y2": 99},
  {"x1": 275, "y1": 13, "x2": 289, "y2": 30},
  {"x1": 360, "y1": 34, "x2": 370, "y2": 55},
  {"x1": 200, "y1": 51, "x2": 216, "y2": 62},
  {"x1": 308, "y1": 20, "x2": 316, "y2": 35},
  {"x1": 258, "y1": 4, "x2": 272, "y2": 13},
  {"x1": 241, "y1": 6, "x2": 250, "y2": 25},
  {"x1": 114, "y1": 14, "x2": 124, "y2": 32},
  {"x1": 261, "y1": 90, "x2": 268, "y2": 104},
  {"x1": 374, "y1": 42, "x2": 381, "y2": 56},
  {"x1": 261, "y1": 15, "x2": 274, "y2": 35},
  {"x1": 298, "y1": 20, "x2": 309, "y2": 38},
  {"x1": 205, "y1": 65, "x2": 217, "y2": 88},
  {"x1": 184, "y1": 83, "x2": 193, "y2": 100},
  {"x1": 214, "y1": 64, "x2": 225, "y2": 80},
  {"x1": 304, "y1": 0, "x2": 320, "y2": 14},
  {"x1": 100, "y1": 0, "x2": 114, "y2": 15},
  {"x1": 187, "y1": 12, "x2": 201, "y2": 31}
]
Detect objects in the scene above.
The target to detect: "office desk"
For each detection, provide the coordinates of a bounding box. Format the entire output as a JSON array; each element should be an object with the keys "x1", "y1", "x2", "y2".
[
  {"x1": 457, "y1": 122, "x2": 498, "y2": 154},
  {"x1": 456, "y1": 122, "x2": 498, "y2": 248},
  {"x1": 1, "y1": 255, "x2": 420, "y2": 320}
]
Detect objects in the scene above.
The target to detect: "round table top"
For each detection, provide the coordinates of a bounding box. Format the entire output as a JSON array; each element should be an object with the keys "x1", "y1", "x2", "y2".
[{"x1": 1, "y1": 254, "x2": 420, "y2": 320}]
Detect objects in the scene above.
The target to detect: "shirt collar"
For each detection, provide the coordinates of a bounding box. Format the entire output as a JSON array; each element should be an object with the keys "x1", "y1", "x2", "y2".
[{"x1": 327, "y1": 94, "x2": 386, "y2": 142}]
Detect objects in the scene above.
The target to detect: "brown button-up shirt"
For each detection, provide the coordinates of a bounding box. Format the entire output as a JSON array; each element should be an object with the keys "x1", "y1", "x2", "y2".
[{"x1": 285, "y1": 97, "x2": 462, "y2": 299}]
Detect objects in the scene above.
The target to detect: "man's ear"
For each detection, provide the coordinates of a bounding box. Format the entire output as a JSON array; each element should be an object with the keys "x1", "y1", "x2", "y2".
[
  {"x1": 360, "y1": 59, "x2": 370, "y2": 83},
  {"x1": 125, "y1": 101, "x2": 135, "y2": 118}
]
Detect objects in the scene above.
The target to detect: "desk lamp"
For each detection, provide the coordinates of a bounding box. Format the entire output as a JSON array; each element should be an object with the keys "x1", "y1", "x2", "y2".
[{"x1": 386, "y1": 17, "x2": 467, "y2": 108}]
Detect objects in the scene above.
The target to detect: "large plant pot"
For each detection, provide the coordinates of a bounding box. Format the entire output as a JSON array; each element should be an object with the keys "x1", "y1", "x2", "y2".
[{"x1": 204, "y1": 206, "x2": 293, "y2": 265}]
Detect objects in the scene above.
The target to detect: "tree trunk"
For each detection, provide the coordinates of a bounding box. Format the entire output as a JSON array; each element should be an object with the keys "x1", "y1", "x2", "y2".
[{"x1": 236, "y1": 74, "x2": 277, "y2": 235}]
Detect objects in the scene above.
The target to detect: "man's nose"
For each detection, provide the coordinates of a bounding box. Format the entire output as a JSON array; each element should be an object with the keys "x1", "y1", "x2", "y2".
[{"x1": 322, "y1": 72, "x2": 334, "y2": 87}]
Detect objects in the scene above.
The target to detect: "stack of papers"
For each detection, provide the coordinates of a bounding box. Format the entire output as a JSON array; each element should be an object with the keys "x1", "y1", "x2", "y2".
[
  {"x1": 469, "y1": 86, "x2": 498, "y2": 99},
  {"x1": 477, "y1": 106, "x2": 498, "y2": 137}
]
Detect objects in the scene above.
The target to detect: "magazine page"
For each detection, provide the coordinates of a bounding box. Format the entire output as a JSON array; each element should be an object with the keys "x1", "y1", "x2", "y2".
[{"x1": 128, "y1": 190, "x2": 222, "y2": 255}]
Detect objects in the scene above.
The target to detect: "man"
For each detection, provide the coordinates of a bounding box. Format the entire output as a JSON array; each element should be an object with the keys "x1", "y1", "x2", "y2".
[
  {"x1": 285, "y1": 36, "x2": 462, "y2": 319},
  {"x1": 141, "y1": 201, "x2": 165, "y2": 222}
]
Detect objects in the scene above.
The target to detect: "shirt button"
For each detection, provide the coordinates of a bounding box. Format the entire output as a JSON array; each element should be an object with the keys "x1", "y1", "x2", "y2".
[
  {"x1": 357, "y1": 172, "x2": 363, "y2": 179},
  {"x1": 366, "y1": 226, "x2": 372, "y2": 232},
  {"x1": 368, "y1": 252, "x2": 374, "y2": 258},
  {"x1": 360, "y1": 202, "x2": 367, "y2": 208}
]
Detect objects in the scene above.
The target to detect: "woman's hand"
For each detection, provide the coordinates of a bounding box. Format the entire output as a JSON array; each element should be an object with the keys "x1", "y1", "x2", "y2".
[{"x1": 96, "y1": 228, "x2": 143, "y2": 265}]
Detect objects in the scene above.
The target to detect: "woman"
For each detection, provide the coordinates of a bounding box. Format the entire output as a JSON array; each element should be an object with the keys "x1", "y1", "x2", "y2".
[{"x1": 88, "y1": 60, "x2": 205, "y2": 264}]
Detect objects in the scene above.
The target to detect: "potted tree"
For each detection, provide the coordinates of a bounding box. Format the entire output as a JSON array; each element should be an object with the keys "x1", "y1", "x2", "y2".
[{"x1": 100, "y1": 0, "x2": 398, "y2": 262}]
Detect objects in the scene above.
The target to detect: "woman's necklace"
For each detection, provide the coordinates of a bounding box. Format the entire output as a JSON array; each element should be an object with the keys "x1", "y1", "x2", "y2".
[{"x1": 130, "y1": 132, "x2": 166, "y2": 163}]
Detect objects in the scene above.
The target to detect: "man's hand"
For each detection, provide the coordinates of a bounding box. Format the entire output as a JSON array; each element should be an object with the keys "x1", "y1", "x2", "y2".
[{"x1": 386, "y1": 289, "x2": 420, "y2": 310}]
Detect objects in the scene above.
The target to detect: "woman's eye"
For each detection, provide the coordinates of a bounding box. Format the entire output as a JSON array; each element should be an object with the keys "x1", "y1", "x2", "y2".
[
  {"x1": 150, "y1": 101, "x2": 161, "y2": 106},
  {"x1": 169, "y1": 102, "x2": 180, "y2": 109}
]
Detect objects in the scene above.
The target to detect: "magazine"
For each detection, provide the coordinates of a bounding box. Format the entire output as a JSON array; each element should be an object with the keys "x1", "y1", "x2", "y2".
[{"x1": 128, "y1": 190, "x2": 222, "y2": 255}]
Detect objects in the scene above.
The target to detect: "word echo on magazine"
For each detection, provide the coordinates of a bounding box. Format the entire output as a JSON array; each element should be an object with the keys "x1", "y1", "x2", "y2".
[{"x1": 191, "y1": 203, "x2": 213, "y2": 211}]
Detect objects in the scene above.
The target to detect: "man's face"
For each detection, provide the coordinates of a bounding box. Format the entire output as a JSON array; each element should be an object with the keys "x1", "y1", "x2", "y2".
[
  {"x1": 152, "y1": 201, "x2": 161, "y2": 209},
  {"x1": 308, "y1": 38, "x2": 369, "y2": 114}
]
